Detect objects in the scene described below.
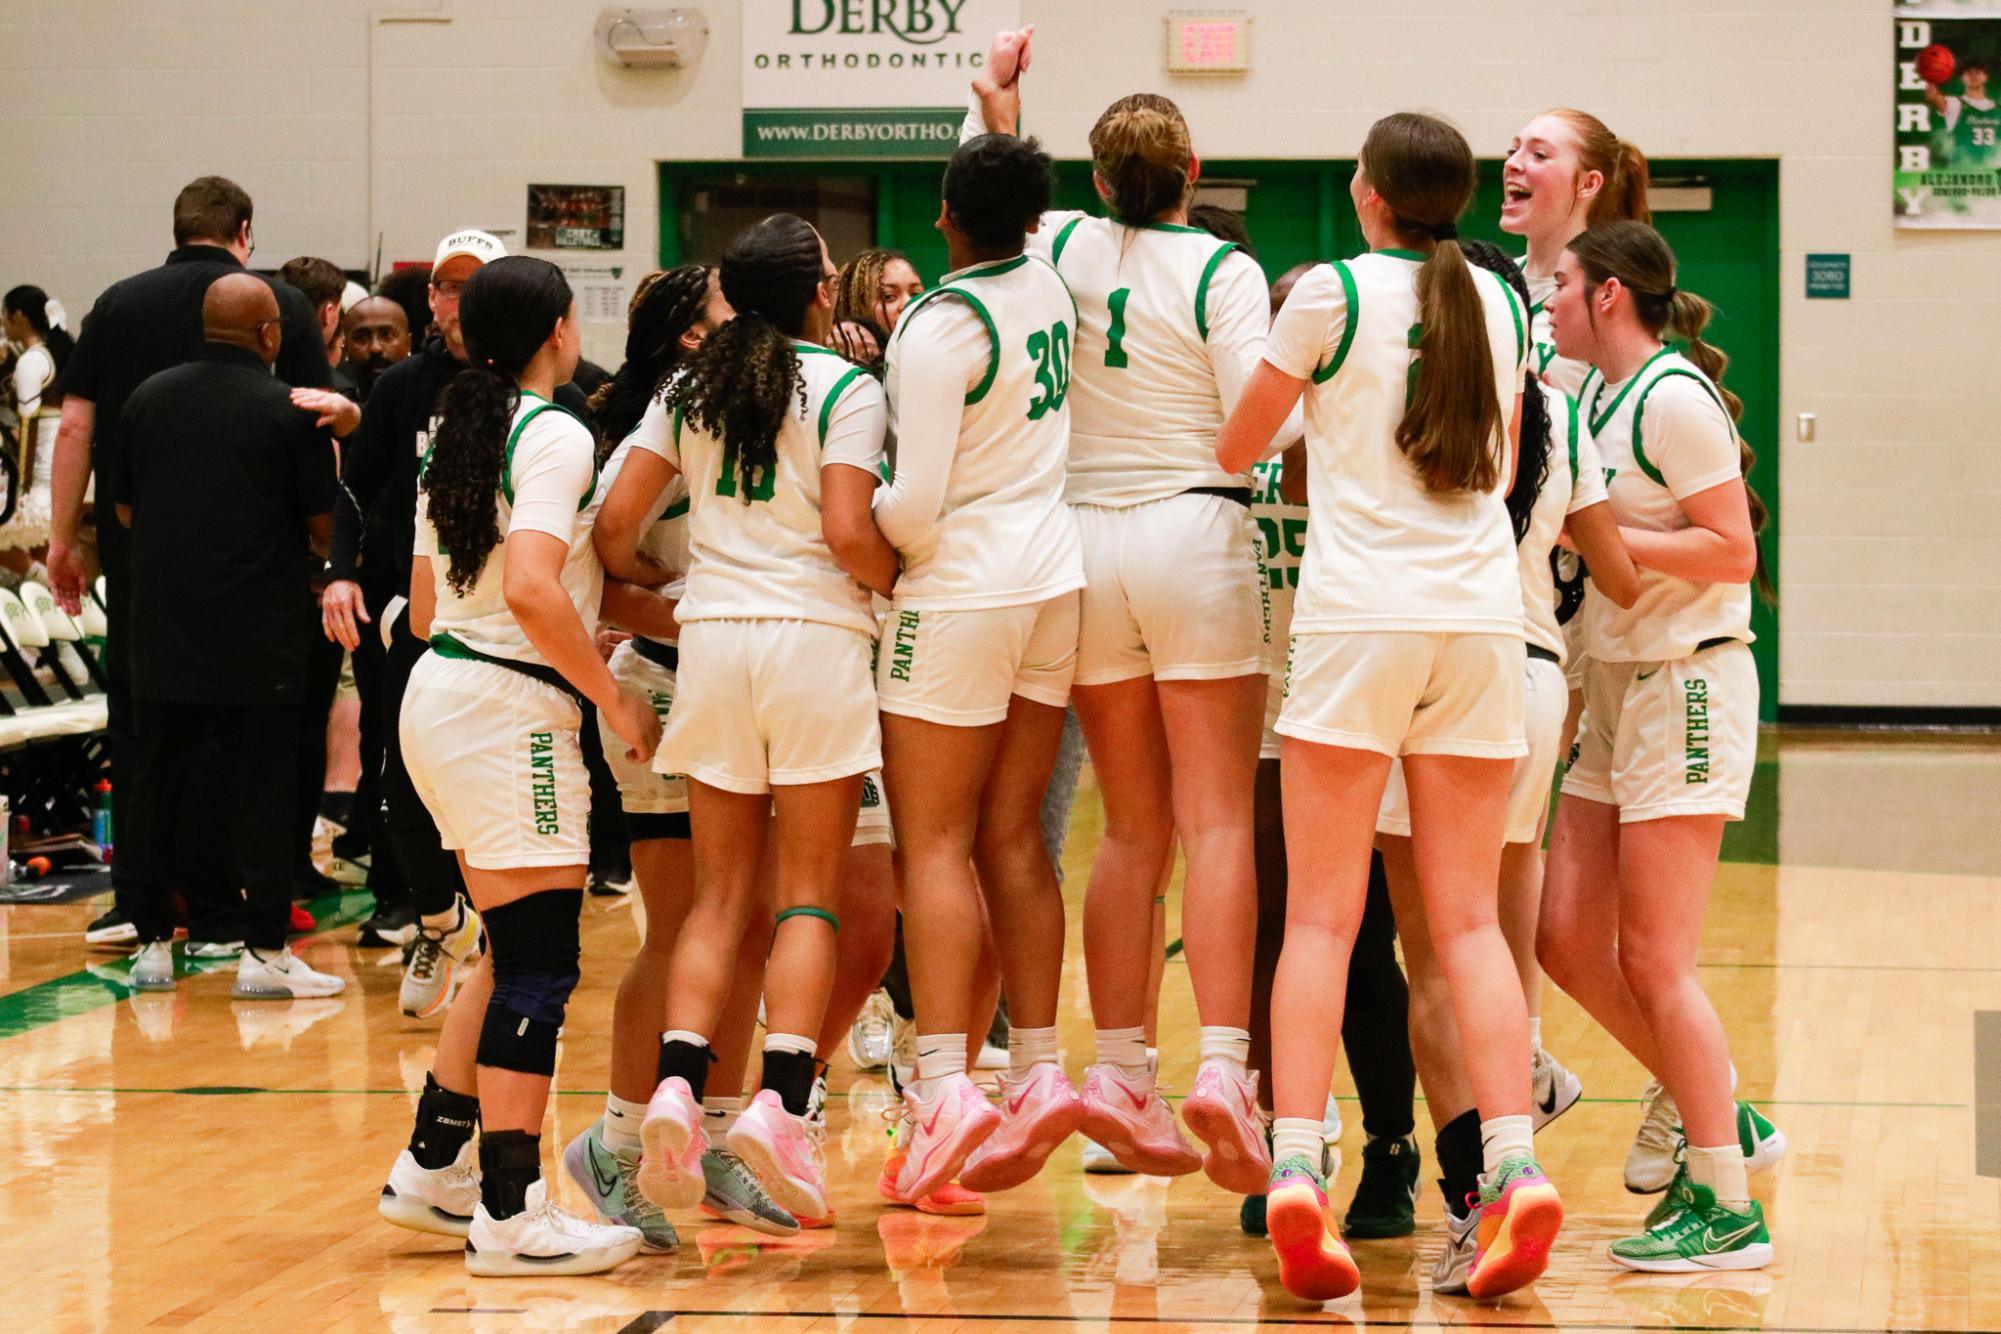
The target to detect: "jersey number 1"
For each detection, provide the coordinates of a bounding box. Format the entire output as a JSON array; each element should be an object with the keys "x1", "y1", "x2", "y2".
[{"x1": 1026, "y1": 321, "x2": 1072, "y2": 421}]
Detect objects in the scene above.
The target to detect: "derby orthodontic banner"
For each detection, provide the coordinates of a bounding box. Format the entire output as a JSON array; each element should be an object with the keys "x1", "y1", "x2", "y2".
[
  {"x1": 743, "y1": 0, "x2": 1020, "y2": 158},
  {"x1": 1895, "y1": 1, "x2": 2001, "y2": 227}
]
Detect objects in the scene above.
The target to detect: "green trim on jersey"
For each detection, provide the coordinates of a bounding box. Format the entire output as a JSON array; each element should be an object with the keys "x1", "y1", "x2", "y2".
[
  {"x1": 1194, "y1": 242, "x2": 1245, "y2": 343},
  {"x1": 1050, "y1": 216, "x2": 1085, "y2": 267},
  {"x1": 1565, "y1": 392, "x2": 1581, "y2": 484},
  {"x1": 1133, "y1": 220, "x2": 1210, "y2": 234},
  {"x1": 792, "y1": 342, "x2": 845, "y2": 357},
  {"x1": 1629, "y1": 366, "x2": 1734, "y2": 490},
  {"x1": 1487, "y1": 270, "x2": 1527, "y2": 368},
  {"x1": 1375, "y1": 247, "x2": 1428, "y2": 261},
  {"x1": 501, "y1": 397, "x2": 596, "y2": 511},
  {"x1": 947, "y1": 254, "x2": 1030, "y2": 281},
  {"x1": 818, "y1": 365, "x2": 870, "y2": 449},
  {"x1": 1587, "y1": 345, "x2": 1675, "y2": 437},
  {"x1": 663, "y1": 496, "x2": 689, "y2": 521},
  {"x1": 898, "y1": 285, "x2": 1002, "y2": 405},
  {"x1": 1312, "y1": 261, "x2": 1360, "y2": 385}
]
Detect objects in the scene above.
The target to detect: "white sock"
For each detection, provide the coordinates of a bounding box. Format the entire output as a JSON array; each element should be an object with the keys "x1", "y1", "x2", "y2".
[
  {"x1": 1271, "y1": 1117, "x2": 1323, "y2": 1171},
  {"x1": 1093, "y1": 1026, "x2": 1148, "y2": 1075},
  {"x1": 420, "y1": 903, "x2": 461, "y2": 932},
  {"x1": 1729, "y1": 1061, "x2": 1739, "y2": 1094},
  {"x1": 764, "y1": 1030, "x2": 816, "y2": 1057},
  {"x1": 1686, "y1": 1142, "x2": 1750, "y2": 1211},
  {"x1": 1480, "y1": 1114, "x2": 1534, "y2": 1175},
  {"x1": 603, "y1": 1093, "x2": 646, "y2": 1152},
  {"x1": 702, "y1": 1094, "x2": 743, "y2": 1135},
  {"x1": 915, "y1": 1033, "x2": 967, "y2": 1083},
  {"x1": 1198, "y1": 1025, "x2": 1251, "y2": 1071},
  {"x1": 1527, "y1": 1016, "x2": 1543, "y2": 1055},
  {"x1": 1007, "y1": 1024, "x2": 1059, "y2": 1075}
]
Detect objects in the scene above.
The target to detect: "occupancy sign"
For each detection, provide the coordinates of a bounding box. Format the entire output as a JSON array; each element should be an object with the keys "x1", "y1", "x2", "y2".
[{"x1": 742, "y1": 0, "x2": 1020, "y2": 158}]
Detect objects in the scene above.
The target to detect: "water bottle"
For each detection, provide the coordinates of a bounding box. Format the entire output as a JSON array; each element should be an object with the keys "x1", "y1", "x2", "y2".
[{"x1": 92, "y1": 779, "x2": 113, "y2": 861}]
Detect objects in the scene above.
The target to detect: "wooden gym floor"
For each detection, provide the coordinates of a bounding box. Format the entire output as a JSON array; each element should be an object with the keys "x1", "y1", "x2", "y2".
[{"x1": 2, "y1": 727, "x2": 1999, "y2": 1332}]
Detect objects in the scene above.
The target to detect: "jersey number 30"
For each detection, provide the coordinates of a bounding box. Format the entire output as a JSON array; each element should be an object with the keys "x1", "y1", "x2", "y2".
[{"x1": 1026, "y1": 321, "x2": 1072, "y2": 421}]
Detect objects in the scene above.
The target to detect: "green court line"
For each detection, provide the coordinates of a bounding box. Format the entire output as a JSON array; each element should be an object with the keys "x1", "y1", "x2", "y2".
[
  {"x1": 0, "y1": 1086, "x2": 1967, "y2": 1110},
  {"x1": 0, "y1": 890, "x2": 375, "y2": 1042}
]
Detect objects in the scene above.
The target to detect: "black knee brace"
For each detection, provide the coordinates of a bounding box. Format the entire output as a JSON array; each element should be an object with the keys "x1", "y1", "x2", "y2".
[{"x1": 476, "y1": 889, "x2": 584, "y2": 1075}]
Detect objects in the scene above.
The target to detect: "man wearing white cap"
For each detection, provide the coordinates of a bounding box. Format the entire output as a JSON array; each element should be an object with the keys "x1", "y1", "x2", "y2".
[{"x1": 324, "y1": 228, "x2": 594, "y2": 1016}]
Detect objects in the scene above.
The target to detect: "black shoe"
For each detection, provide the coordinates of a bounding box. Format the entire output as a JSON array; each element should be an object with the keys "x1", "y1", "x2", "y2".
[
  {"x1": 319, "y1": 790, "x2": 354, "y2": 828},
  {"x1": 357, "y1": 904, "x2": 417, "y2": 949},
  {"x1": 85, "y1": 906, "x2": 136, "y2": 948},
  {"x1": 1342, "y1": 1134, "x2": 1420, "y2": 1239},
  {"x1": 586, "y1": 867, "x2": 633, "y2": 897},
  {"x1": 1239, "y1": 1190, "x2": 1268, "y2": 1237}
]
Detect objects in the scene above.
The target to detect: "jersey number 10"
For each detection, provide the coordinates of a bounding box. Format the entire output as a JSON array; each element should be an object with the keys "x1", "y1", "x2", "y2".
[{"x1": 716, "y1": 461, "x2": 777, "y2": 502}]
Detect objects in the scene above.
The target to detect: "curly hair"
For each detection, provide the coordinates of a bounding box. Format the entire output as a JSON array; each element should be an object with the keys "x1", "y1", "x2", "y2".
[
  {"x1": 422, "y1": 255, "x2": 573, "y2": 593},
  {"x1": 829, "y1": 248, "x2": 907, "y2": 356},
  {"x1": 589, "y1": 264, "x2": 713, "y2": 457},
  {"x1": 1459, "y1": 241, "x2": 1549, "y2": 544},
  {"x1": 660, "y1": 214, "x2": 822, "y2": 504}
]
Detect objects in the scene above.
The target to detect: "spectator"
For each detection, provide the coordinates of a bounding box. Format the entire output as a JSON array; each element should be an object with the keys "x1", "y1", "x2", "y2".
[
  {"x1": 376, "y1": 266, "x2": 434, "y2": 345},
  {"x1": 114, "y1": 273, "x2": 341, "y2": 996},
  {"x1": 277, "y1": 256, "x2": 354, "y2": 395},
  {"x1": 0, "y1": 285, "x2": 74, "y2": 581},
  {"x1": 340, "y1": 296, "x2": 410, "y2": 401},
  {"x1": 47, "y1": 174, "x2": 331, "y2": 948}
]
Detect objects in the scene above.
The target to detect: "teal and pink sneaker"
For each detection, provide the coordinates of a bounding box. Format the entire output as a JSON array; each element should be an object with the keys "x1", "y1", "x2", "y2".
[
  {"x1": 1467, "y1": 1154, "x2": 1564, "y2": 1299},
  {"x1": 1265, "y1": 1154, "x2": 1360, "y2": 1302}
]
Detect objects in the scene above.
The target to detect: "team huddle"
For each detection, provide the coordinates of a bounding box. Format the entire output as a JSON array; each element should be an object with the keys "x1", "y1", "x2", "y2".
[{"x1": 373, "y1": 25, "x2": 1783, "y2": 1303}]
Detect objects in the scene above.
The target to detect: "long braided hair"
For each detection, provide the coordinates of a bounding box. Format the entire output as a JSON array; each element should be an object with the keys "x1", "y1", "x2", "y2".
[
  {"x1": 589, "y1": 264, "x2": 714, "y2": 457},
  {"x1": 1460, "y1": 241, "x2": 1550, "y2": 543},
  {"x1": 660, "y1": 214, "x2": 824, "y2": 503},
  {"x1": 421, "y1": 256, "x2": 573, "y2": 593}
]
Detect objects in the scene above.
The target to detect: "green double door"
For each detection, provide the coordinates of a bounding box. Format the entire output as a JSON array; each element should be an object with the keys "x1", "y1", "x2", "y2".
[{"x1": 659, "y1": 158, "x2": 1781, "y2": 719}]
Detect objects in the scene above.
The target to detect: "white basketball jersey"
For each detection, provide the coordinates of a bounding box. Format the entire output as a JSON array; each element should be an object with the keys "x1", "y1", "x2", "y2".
[
  {"x1": 664, "y1": 346, "x2": 886, "y2": 636},
  {"x1": 595, "y1": 426, "x2": 690, "y2": 645},
  {"x1": 1579, "y1": 348, "x2": 1753, "y2": 662},
  {"x1": 418, "y1": 394, "x2": 604, "y2": 666},
  {"x1": 1520, "y1": 262, "x2": 1588, "y2": 397},
  {"x1": 883, "y1": 253, "x2": 1085, "y2": 610},
  {"x1": 1518, "y1": 385, "x2": 1608, "y2": 660},
  {"x1": 1026, "y1": 211, "x2": 1271, "y2": 506},
  {"x1": 1265, "y1": 250, "x2": 1527, "y2": 635}
]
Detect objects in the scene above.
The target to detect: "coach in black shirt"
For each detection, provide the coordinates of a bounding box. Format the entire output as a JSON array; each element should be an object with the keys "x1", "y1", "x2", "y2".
[
  {"x1": 114, "y1": 275, "x2": 340, "y2": 992},
  {"x1": 44, "y1": 176, "x2": 330, "y2": 940}
]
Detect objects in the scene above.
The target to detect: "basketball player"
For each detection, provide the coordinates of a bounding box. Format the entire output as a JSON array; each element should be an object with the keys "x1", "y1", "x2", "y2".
[
  {"x1": 1538, "y1": 220, "x2": 1781, "y2": 1273},
  {"x1": 871, "y1": 130, "x2": 1087, "y2": 1200},
  {"x1": 969, "y1": 26, "x2": 1289, "y2": 1194},
  {"x1": 378, "y1": 255, "x2": 666, "y2": 1275},
  {"x1": 1926, "y1": 55, "x2": 2001, "y2": 168},
  {"x1": 1218, "y1": 113, "x2": 1558, "y2": 1301},
  {"x1": 621, "y1": 214, "x2": 897, "y2": 1229}
]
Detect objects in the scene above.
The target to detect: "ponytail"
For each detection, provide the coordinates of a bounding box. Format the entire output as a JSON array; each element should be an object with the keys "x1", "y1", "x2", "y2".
[
  {"x1": 1088, "y1": 94, "x2": 1193, "y2": 224},
  {"x1": 1461, "y1": 240, "x2": 1549, "y2": 539},
  {"x1": 1570, "y1": 221, "x2": 1773, "y2": 602},
  {"x1": 419, "y1": 255, "x2": 573, "y2": 593},
  {"x1": 426, "y1": 368, "x2": 517, "y2": 594},
  {"x1": 590, "y1": 263, "x2": 713, "y2": 458},
  {"x1": 660, "y1": 314, "x2": 804, "y2": 502},
  {"x1": 657, "y1": 213, "x2": 823, "y2": 503},
  {"x1": 1545, "y1": 109, "x2": 1652, "y2": 226},
  {"x1": 1669, "y1": 288, "x2": 1773, "y2": 602},
  {"x1": 3, "y1": 284, "x2": 73, "y2": 385},
  {"x1": 1362, "y1": 113, "x2": 1502, "y2": 494},
  {"x1": 1402, "y1": 240, "x2": 1504, "y2": 494}
]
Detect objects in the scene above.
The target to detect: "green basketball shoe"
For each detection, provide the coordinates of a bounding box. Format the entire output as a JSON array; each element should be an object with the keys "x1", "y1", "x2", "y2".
[{"x1": 1610, "y1": 1183, "x2": 1772, "y2": 1273}]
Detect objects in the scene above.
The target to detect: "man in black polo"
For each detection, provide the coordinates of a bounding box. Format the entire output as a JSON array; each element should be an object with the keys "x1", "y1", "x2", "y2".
[
  {"x1": 46, "y1": 176, "x2": 331, "y2": 947},
  {"x1": 114, "y1": 274, "x2": 341, "y2": 998}
]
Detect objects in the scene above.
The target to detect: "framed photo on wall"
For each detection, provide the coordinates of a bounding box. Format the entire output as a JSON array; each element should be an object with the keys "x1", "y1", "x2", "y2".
[{"x1": 527, "y1": 184, "x2": 626, "y2": 250}]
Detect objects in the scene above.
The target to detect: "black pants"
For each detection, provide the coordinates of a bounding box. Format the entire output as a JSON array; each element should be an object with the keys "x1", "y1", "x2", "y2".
[
  {"x1": 342, "y1": 585, "x2": 397, "y2": 909},
  {"x1": 124, "y1": 699, "x2": 298, "y2": 950},
  {"x1": 100, "y1": 514, "x2": 135, "y2": 906},
  {"x1": 1252, "y1": 758, "x2": 1417, "y2": 1140},
  {"x1": 295, "y1": 604, "x2": 345, "y2": 881},
  {"x1": 380, "y1": 610, "x2": 466, "y2": 918}
]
